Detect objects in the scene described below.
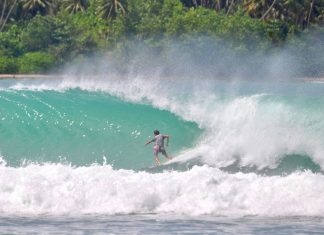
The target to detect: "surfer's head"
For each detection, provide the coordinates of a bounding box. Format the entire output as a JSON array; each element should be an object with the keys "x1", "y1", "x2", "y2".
[{"x1": 153, "y1": 130, "x2": 160, "y2": 135}]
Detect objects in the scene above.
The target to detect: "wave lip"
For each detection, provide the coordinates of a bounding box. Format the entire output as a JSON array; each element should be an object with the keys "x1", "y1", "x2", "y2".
[{"x1": 0, "y1": 164, "x2": 323, "y2": 216}]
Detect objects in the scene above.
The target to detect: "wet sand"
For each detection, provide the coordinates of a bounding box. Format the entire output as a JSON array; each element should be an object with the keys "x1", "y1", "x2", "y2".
[{"x1": 0, "y1": 74, "x2": 60, "y2": 79}]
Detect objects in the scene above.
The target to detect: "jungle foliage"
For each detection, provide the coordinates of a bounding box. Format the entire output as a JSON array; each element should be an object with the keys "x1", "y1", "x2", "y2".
[{"x1": 0, "y1": 0, "x2": 323, "y2": 75}]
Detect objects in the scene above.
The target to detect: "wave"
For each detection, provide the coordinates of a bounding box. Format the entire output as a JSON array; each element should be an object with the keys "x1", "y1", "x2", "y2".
[
  {"x1": 5, "y1": 76, "x2": 324, "y2": 172},
  {"x1": 0, "y1": 88, "x2": 199, "y2": 168},
  {"x1": 0, "y1": 162, "x2": 323, "y2": 216},
  {"x1": 1, "y1": 76, "x2": 324, "y2": 217}
]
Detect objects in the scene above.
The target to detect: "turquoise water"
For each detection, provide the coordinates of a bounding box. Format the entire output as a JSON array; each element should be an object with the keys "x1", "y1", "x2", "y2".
[
  {"x1": 1, "y1": 77, "x2": 324, "y2": 234},
  {"x1": 0, "y1": 89, "x2": 200, "y2": 169}
]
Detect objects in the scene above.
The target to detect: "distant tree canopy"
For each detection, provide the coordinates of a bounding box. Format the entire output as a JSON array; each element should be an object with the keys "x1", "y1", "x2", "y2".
[
  {"x1": 1, "y1": 0, "x2": 322, "y2": 32},
  {"x1": 0, "y1": 0, "x2": 323, "y2": 75}
]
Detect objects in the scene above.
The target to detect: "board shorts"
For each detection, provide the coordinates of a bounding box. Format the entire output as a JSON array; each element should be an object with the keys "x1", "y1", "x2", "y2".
[{"x1": 153, "y1": 145, "x2": 166, "y2": 156}]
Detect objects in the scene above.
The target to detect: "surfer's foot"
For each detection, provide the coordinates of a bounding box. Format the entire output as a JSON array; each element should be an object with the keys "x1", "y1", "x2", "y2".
[{"x1": 155, "y1": 157, "x2": 161, "y2": 165}]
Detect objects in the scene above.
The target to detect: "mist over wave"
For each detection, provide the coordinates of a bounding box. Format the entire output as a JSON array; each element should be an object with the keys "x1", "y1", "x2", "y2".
[{"x1": 60, "y1": 34, "x2": 323, "y2": 80}]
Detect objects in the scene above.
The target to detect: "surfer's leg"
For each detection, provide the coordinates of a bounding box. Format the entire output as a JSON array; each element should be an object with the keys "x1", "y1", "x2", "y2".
[
  {"x1": 154, "y1": 156, "x2": 161, "y2": 165},
  {"x1": 153, "y1": 146, "x2": 161, "y2": 165},
  {"x1": 161, "y1": 149, "x2": 172, "y2": 160}
]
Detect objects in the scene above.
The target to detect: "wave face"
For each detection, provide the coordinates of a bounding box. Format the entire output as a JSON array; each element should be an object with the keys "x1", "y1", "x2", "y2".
[
  {"x1": 0, "y1": 76, "x2": 324, "y2": 216},
  {"x1": 0, "y1": 87, "x2": 199, "y2": 169}
]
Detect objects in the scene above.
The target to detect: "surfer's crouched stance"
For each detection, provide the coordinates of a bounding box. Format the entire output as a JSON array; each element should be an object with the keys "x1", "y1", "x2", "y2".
[{"x1": 145, "y1": 130, "x2": 172, "y2": 165}]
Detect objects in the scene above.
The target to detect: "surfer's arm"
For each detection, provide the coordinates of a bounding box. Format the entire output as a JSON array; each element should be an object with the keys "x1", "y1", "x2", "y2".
[{"x1": 145, "y1": 139, "x2": 154, "y2": 146}]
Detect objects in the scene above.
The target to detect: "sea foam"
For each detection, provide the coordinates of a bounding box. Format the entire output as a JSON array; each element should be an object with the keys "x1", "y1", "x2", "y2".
[{"x1": 0, "y1": 163, "x2": 323, "y2": 216}]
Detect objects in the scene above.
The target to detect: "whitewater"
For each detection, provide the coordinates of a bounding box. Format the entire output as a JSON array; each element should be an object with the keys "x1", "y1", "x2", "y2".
[{"x1": 1, "y1": 76, "x2": 324, "y2": 234}]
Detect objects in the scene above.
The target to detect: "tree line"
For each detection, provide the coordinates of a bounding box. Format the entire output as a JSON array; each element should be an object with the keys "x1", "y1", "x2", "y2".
[
  {"x1": 1, "y1": 0, "x2": 322, "y2": 31},
  {"x1": 0, "y1": 0, "x2": 323, "y2": 76}
]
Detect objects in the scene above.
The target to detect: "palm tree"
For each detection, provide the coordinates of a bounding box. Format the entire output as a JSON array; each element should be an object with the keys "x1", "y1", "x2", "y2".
[
  {"x1": 62, "y1": 0, "x2": 88, "y2": 14},
  {"x1": 313, "y1": 0, "x2": 324, "y2": 22},
  {"x1": 261, "y1": 0, "x2": 278, "y2": 19},
  {"x1": 21, "y1": 0, "x2": 53, "y2": 15},
  {"x1": 242, "y1": 0, "x2": 268, "y2": 18},
  {"x1": 277, "y1": 0, "x2": 310, "y2": 28},
  {"x1": 189, "y1": 0, "x2": 222, "y2": 10},
  {"x1": 0, "y1": 0, "x2": 18, "y2": 32},
  {"x1": 304, "y1": 0, "x2": 323, "y2": 27},
  {"x1": 96, "y1": 0, "x2": 126, "y2": 20},
  {"x1": 48, "y1": 0, "x2": 60, "y2": 15}
]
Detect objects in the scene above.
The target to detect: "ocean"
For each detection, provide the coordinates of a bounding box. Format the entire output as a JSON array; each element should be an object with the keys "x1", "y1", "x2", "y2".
[{"x1": 0, "y1": 76, "x2": 324, "y2": 234}]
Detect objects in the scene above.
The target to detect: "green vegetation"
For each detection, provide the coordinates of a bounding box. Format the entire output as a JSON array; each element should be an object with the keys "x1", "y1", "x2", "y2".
[
  {"x1": 0, "y1": 0, "x2": 323, "y2": 76},
  {"x1": 18, "y1": 52, "x2": 55, "y2": 73}
]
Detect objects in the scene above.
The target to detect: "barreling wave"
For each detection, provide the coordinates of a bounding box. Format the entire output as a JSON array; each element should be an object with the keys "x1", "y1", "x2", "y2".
[{"x1": 7, "y1": 75, "x2": 324, "y2": 172}]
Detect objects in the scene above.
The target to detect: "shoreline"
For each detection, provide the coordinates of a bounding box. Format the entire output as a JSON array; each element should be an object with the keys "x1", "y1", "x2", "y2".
[
  {"x1": 0, "y1": 74, "x2": 60, "y2": 79},
  {"x1": 0, "y1": 74, "x2": 324, "y2": 83}
]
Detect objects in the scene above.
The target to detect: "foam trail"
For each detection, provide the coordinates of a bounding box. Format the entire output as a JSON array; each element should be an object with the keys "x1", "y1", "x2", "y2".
[{"x1": 0, "y1": 163, "x2": 323, "y2": 216}]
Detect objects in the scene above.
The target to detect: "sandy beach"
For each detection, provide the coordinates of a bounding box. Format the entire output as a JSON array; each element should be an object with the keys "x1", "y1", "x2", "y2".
[
  {"x1": 0, "y1": 74, "x2": 324, "y2": 83},
  {"x1": 0, "y1": 74, "x2": 60, "y2": 79}
]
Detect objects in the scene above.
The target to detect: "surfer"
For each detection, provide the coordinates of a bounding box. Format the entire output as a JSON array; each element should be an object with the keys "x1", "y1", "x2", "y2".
[{"x1": 145, "y1": 130, "x2": 172, "y2": 165}]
